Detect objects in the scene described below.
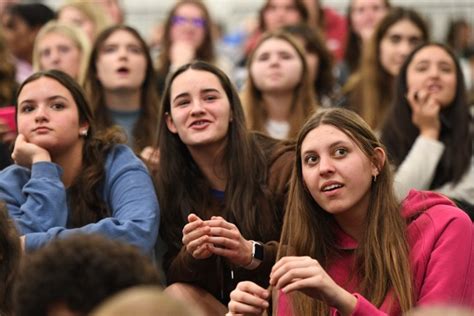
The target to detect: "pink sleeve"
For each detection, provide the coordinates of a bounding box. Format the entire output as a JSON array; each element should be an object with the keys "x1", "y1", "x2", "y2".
[{"x1": 415, "y1": 212, "x2": 474, "y2": 308}]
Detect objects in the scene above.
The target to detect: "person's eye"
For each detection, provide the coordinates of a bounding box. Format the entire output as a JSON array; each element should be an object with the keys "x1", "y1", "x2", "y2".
[
  {"x1": 304, "y1": 154, "x2": 319, "y2": 165},
  {"x1": 175, "y1": 99, "x2": 190, "y2": 107},
  {"x1": 102, "y1": 45, "x2": 117, "y2": 53},
  {"x1": 51, "y1": 103, "x2": 65, "y2": 110},
  {"x1": 280, "y1": 52, "x2": 293, "y2": 60},
  {"x1": 256, "y1": 53, "x2": 270, "y2": 62},
  {"x1": 40, "y1": 49, "x2": 50, "y2": 58},
  {"x1": 334, "y1": 148, "x2": 348, "y2": 157},
  {"x1": 414, "y1": 64, "x2": 428, "y2": 72},
  {"x1": 128, "y1": 45, "x2": 143, "y2": 54},
  {"x1": 58, "y1": 45, "x2": 71, "y2": 54},
  {"x1": 20, "y1": 104, "x2": 34, "y2": 113},
  {"x1": 204, "y1": 94, "x2": 218, "y2": 102},
  {"x1": 389, "y1": 35, "x2": 401, "y2": 44}
]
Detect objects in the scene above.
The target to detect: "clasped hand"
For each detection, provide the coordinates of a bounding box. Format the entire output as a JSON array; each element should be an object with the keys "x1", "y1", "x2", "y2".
[{"x1": 182, "y1": 213, "x2": 253, "y2": 267}]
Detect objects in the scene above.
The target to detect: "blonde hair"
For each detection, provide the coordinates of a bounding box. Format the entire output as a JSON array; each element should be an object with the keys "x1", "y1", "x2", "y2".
[
  {"x1": 58, "y1": 0, "x2": 112, "y2": 41},
  {"x1": 241, "y1": 31, "x2": 317, "y2": 139},
  {"x1": 278, "y1": 108, "x2": 413, "y2": 315},
  {"x1": 33, "y1": 21, "x2": 91, "y2": 85},
  {"x1": 92, "y1": 286, "x2": 201, "y2": 316}
]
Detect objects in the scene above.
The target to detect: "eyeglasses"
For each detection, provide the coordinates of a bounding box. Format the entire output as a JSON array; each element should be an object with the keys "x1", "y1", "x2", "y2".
[{"x1": 171, "y1": 15, "x2": 206, "y2": 28}]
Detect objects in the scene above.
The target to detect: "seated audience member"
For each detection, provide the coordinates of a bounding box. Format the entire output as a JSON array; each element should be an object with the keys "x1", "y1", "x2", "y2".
[
  {"x1": 283, "y1": 24, "x2": 337, "y2": 107},
  {"x1": 57, "y1": 0, "x2": 111, "y2": 43},
  {"x1": 243, "y1": 0, "x2": 308, "y2": 60},
  {"x1": 405, "y1": 305, "x2": 474, "y2": 316},
  {"x1": 0, "y1": 3, "x2": 55, "y2": 83},
  {"x1": 92, "y1": 286, "x2": 202, "y2": 316},
  {"x1": 0, "y1": 202, "x2": 21, "y2": 316},
  {"x1": 0, "y1": 26, "x2": 17, "y2": 107},
  {"x1": 13, "y1": 234, "x2": 161, "y2": 316},
  {"x1": 381, "y1": 43, "x2": 474, "y2": 217},
  {"x1": 241, "y1": 31, "x2": 316, "y2": 140},
  {"x1": 0, "y1": 70, "x2": 158, "y2": 254},
  {"x1": 84, "y1": 25, "x2": 160, "y2": 164},
  {"x1": 342, "y1": 7, "x2": 428, "y2": 131},
  {"x1": 33, "y1": 21, "x2": 91, "y2": 86},
  {"x1": 338, "y1": 0, "x2": 391, "y2": 84},
  {"x1": 156, "y1": 61, "x2": 294, "y2": 314},
  {"x1": 155, "y1": 0, "x2": 231, "y2": 94},
  {"x1": 228, "y1": 108, "x2": 473, "y2": 315}
]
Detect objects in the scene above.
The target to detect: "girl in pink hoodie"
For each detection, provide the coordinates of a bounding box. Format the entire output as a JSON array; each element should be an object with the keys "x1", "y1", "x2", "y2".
[{"x1": 227, "y1": 108, "x2": 473, "y2": 316}]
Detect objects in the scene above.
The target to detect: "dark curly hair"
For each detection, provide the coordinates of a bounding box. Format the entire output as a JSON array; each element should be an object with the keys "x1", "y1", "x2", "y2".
[
  {"x1": 13, "y1": 234, "x2": 161, "y2": 316},
  {"x1": 0, "y1": 202, "x2": 21, "y2": 316}
]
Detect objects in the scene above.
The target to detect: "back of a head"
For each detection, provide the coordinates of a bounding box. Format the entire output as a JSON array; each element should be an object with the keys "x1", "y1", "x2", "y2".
[
  {"x1": 92, "y1": 286, "x2": 203, "y2": 316},
  {"x1": 13, "y1": 234, "x2": 161, "y2": 316}
]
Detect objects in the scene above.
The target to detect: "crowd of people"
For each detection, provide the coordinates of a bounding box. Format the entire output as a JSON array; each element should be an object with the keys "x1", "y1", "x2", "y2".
[{"x1": 0, "y1": 0, "x2": 473, "y2": 315}]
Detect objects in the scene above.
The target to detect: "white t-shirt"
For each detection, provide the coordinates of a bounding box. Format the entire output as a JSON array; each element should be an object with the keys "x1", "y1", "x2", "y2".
[{"x1": 265, "y1": 119, "x2": 290, "y2": 140}]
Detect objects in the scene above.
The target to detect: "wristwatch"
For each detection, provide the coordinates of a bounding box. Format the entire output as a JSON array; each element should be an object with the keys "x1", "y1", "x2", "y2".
[{"x1": 244, "y1": 241, "x2": 264, "y2": 270}]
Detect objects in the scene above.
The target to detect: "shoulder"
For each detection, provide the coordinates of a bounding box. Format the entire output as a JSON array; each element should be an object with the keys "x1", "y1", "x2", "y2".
[
  {"x1": 404, "y1": 190, "x2": 472, "y2": 247},
  {"x1": 105, "y1": 144, "x2": 147, "y2": 169}
]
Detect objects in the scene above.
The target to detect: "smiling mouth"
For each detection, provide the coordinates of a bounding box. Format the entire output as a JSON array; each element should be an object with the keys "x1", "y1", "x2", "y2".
[
  {"x1": 321, "y1": 184, "x2": 343, "y2": 192},
  {"x1": 190, "y1": 120, "x2": 210, "y2": 127}
]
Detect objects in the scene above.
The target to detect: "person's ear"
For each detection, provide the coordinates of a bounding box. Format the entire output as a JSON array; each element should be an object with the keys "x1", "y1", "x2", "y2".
[
  {"x1": 371, "y1": 147, "x2": 386, "y2": 177},
  {"x1": 165, "y1": 112, "x2": 178, "y2": 134}
]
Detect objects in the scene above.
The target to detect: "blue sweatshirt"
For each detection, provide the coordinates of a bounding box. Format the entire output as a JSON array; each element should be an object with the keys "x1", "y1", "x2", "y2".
[{"x1": 0, "y1": 144, "x2": 159, "y2": 254}]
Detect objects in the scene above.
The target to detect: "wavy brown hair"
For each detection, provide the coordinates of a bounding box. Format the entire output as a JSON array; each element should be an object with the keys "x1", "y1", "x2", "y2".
[
  {"x1": 0, "y1": 202, "x2": 21, "y2": 316},
  {"x1": 16, "y1": 70, "x2": 125, "y2": 228},
  {"x1": 84, "y1": 25, "x2": 159, "y2": 153},
  {"x1": 156, "y1": 0, "x2": 215, "y2": 77},
  {"x1": 278, "y1": 108, "x2": 413, "y2": 315},
  {"x1": 241, "y1": 31, "x2": 317, "y2": 139},
  {"x1": 156, "y1": 61, "x2": 282, "y2": 253},
  {"x1": 343, "y1": 7, "x2": 428, "y2": 130}
]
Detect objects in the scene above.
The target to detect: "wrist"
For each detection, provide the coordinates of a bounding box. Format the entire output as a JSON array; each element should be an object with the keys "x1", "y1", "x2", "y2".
[
  {"x1": 333, "y1": 289, "x2": 357, "y2": 316},
  {"x1": 243, "y1": 240, "x2": 264, "y2": 270},
  {"x1": 420, "y1": 128, "x2": 439, "y2": 140}
]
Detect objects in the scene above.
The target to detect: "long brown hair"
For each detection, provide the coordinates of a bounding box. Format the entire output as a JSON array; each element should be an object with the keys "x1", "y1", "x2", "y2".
[
  {"x1": 0, "y1": 202, "x2": 20, "y2": 316},
  {"x1": 156, "y1": 61, "x2": 282, "y2": 252},
  {"x1": 84, "y1": 25, "x2": 159, "y2": 153},
  {"x1": 278, "y1": 108, "x2": 413, "y2": 315},
  {"x1": 16, "y1": 70, "x2": 125, "y2": 228},
  {"x1": 344, "y1": 7, "x2": 428, "y2": 130},
  {"x1": 156, "y1": 0, "x2": 215, "y2": 76},
  {"x1": 241, "y1": 31, "x2": 317, "y2": 139}
]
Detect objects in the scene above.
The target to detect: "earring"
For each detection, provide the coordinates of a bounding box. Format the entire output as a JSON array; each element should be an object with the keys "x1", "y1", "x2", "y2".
[
  {"x1": 372, "y1": 174, "x2": 377, "y2": 183},
  {"x1": 80, "y1": 129, "x2": 88, "y2": 137}
]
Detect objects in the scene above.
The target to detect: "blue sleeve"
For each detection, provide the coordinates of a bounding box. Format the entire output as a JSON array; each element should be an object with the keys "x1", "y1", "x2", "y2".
[
  {"x1": 24, "y1": 145, "x2": 159, "y2": 254},
  {"x1": 0, "y1": 162, "x2": 68, "y2": 234}
]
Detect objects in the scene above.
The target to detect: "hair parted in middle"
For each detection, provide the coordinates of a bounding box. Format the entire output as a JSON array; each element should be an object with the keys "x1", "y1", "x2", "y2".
[
  {"x1": 278, "y1": 108, "x2": 413, "y2": 315},
  {"x1": 241, "y1": 30, "x2": 317, "y2": 139},
  {"x1": 156, "y1": 60, "x2": 283, "y2": 250},
  {"x1": 84, "y1": 24, "x2": 160, "y2": 153}
]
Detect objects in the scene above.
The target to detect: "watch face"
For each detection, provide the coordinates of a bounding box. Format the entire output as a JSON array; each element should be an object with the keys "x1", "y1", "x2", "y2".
[{"x1": 254, "y1": 242, "x2": 264, "y2": 261}]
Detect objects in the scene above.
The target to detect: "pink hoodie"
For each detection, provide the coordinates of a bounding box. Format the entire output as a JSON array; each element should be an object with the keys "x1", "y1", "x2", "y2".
[{"x1": 278, "y1": 190, "x2": 473, "y2": 315}]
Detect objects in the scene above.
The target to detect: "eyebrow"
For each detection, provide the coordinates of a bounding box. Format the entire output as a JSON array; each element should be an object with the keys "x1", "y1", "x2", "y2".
[
  {"x1": 20, "y1": 95, "x2": 69, "y2": 105},
  {"x1": 172, "y1": 88, "x2": 220, "y2": 103},
  {"x1": 301, "y1": 140, "x2": 351, "y2": 155}
]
